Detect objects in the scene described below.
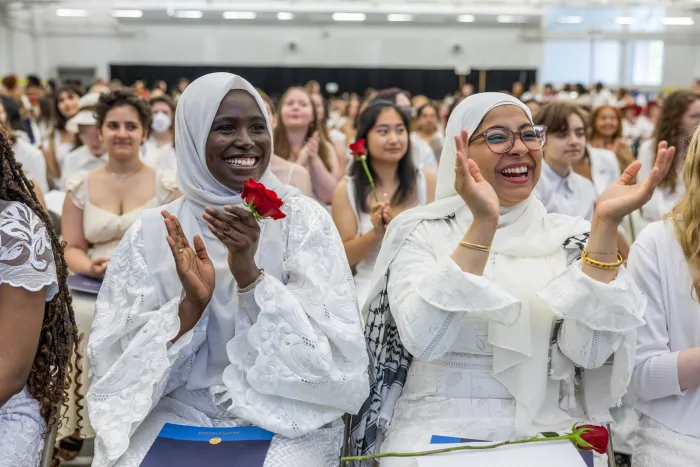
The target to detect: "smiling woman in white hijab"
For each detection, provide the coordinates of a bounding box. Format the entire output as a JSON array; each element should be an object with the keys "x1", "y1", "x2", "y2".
[
  {"x1": 86, "y1": 73, "x2": 369, "y2": 467},
  {"x1": 349, "y1": 93, "x2": 675, "y2": 466}
]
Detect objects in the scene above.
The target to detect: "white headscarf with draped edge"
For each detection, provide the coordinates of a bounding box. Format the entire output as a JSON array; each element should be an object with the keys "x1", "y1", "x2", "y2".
[
  {"x1": 141, "y1": 73, "x2": 299, "y2": 389},
  {"x1": 359, "y1": 92, "x2": 596, "y2": 437}
]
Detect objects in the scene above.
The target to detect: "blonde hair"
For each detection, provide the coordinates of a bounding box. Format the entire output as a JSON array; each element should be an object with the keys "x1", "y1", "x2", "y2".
[
  {"x1": 671, "y1": 123, "x2": 700, "y2": 299},
  {"x1": 273, "y1": 87, "x2": 333, "y2": 171}
]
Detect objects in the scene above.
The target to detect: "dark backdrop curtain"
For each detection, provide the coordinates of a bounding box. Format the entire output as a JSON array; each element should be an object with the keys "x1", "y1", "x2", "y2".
[{"x1": 110, "y1": 65, "x2": 536, "y2": 100}]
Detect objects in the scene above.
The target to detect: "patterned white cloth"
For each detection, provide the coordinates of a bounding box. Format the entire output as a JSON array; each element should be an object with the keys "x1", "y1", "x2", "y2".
[
  {"x1": 87, "y1": 197, "x2": 369, "y2": 467},
  {"x1": 0, "y1": 201, "x2": 58, "y2": 467},
  {"x1": 633, "y1": 415, "x2": 700, "y2": 467},
  {"x1": 87, "y1": 72, "x2": 369, "y2": 467}
]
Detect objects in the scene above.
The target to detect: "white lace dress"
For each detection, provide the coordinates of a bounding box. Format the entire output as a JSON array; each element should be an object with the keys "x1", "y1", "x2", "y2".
[
  {"x1": 0, "y1": 201, "x2": 59, "y2": 467},
  {"x1": 87, "y1": 195, "x2": 369, "y2": 467}
]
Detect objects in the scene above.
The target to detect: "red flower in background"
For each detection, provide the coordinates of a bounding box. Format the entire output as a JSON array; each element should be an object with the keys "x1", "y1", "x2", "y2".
[
  {"x1": 349, "y1": 139, "x2": 367, "y2": 157},
  {"x1": 241, "y1": 178, "x2": 285, "y2": 220}
]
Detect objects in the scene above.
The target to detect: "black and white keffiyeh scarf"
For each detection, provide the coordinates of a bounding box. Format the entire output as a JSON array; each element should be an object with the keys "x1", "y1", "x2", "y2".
[{"x1": 349, "y1": 276, "x2": 412, "y2": 466}]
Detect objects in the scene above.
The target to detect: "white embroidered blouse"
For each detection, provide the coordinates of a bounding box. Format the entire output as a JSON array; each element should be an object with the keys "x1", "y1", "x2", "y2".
[
  {"x1": 0, "y1": 201, "x2": 58, "y2": 467},
  {"x1": 87, "y1": 195, "x2": 370, "y2": 466}
]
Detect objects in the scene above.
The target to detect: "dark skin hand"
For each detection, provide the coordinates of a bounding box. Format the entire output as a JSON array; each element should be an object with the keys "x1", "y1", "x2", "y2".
[
  {"x1": 203, "y1": 205, "x2": 261, "y2": 288},
  {"x1": 163, "y1": 210, "x2": 215, "y2": 342}
]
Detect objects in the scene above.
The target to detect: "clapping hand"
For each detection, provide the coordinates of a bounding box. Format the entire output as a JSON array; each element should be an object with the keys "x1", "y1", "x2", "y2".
[
  {"x1": 163, "y1": 210, "x2": 215, "y2": 311},
  {"x1": 453, "y1": 130, "x2": 500, "y2": 222},
  {"x1": 203, "y1": 205, "x2": 261, "y2": 287},
  {"x1": 594, "y1": 141, "x2": 676, "y2": 223},
  {"x1": 370, "y1": 201, "x2": 390, "y2": 236},
  {"x1": 297, "y1": 132, "x2": 320, "y2": 167}
]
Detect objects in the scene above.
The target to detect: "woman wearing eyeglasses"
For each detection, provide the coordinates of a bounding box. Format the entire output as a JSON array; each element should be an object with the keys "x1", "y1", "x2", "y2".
[{"x1": 350, "y1": 93, "x2": 674, "y2": 466}]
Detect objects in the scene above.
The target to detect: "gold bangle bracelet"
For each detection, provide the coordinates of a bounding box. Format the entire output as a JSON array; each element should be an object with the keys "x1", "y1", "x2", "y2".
[
  {"x1": 459, "y1": 240, "x2": 491, "y2": 252},
  {"x1": 581, "y1": 249, "x2": 623, "y2": 270}
]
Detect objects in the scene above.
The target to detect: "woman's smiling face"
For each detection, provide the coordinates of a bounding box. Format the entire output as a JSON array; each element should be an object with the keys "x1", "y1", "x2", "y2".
[{"x1": 205, "y1": 90, "x2": 271, "y2": 190}]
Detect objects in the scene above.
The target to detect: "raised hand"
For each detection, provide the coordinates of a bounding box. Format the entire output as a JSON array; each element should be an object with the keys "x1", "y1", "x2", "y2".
[
  {"x1": 297, "y1": 132, "x2": 320, "y2": 166},
  {"x1": 594, "y1": 141, "x2": 676, "y2": 223},
  {"x1": 203, "y1": 205, "x2": 261, "y2": 288},
  {"x1": 163, "y1": 210, "x2": 215, "y2": 311},
  {"x1": 453, "y1": 130, "x2": 500, "y2": 221}
]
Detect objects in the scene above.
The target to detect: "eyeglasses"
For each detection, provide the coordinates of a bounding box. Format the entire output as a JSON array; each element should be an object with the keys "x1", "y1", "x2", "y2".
[{"x1": 470, "y1": 124, "x2": 547, "y2": 154}]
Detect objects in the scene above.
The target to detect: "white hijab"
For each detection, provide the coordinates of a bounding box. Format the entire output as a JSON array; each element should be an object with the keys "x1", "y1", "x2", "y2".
[
  {"x1": 141, "y1": 73, "x2": 299, "y2": 389},
  {"x1": 364, "y1": 93, "x2": 593, "y2": 435}
]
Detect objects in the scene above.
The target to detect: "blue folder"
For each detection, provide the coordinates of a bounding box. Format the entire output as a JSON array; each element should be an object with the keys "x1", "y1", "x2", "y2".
[
  {"x1": 430, "y1": 435, "x2": 594, "y2": 467},
  {"x1": 140, "y1": 424, "x2": 274, "y2": 467},
  {"x1": 67, "y1": 274, "x2": 103, "y2": 295}
]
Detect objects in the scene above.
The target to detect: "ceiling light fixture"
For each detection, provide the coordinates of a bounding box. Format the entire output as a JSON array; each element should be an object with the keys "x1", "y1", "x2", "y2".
[
  {"x1": 277, "y1": 12, "x2": 294, "y2": 20},
  {"x1": 557, "y1": 16, "x2": 583, "y2": 24},
  {"x1": 56, "y1": 9, "x2": 88, "y2": 17},
  {"x1": 174, "y1": 10, "x2": 203, "y2": 19},
  {"x1": 223, "y1": 11, "x2": 257, "y2": 20},
  {"x1": 497, "y1": 15, "x2": 527, "y2": 23},
  {"x1": 332, "y1": 13, "x2": 366, "y2": 22},
  {"x1": 111, "y1": 10, "x2": 143, "y2": 18},
  {"x1": 387, "y1": 14, "x2": 413, "y2": 22},
  {"x1": 615, "y1": 17, "x2": 635, "y2": 24},
  {"x1": 457, "y1": 14, "x2": 475, "y2": 23},
  {"x1": 662, "y1": 16, "x2": 694, "y2": 26}
]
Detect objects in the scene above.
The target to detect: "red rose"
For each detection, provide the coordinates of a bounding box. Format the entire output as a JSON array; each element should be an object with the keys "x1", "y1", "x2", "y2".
[
  {"x1": 349, "y1": 139, "x2": 367, "y2": 157},
  {"x1": 573, "y1": 425, "x2": 609, "y2": 455},
  {"x1": 241, "y1": 178, "x2": 286, "y2": 220}
]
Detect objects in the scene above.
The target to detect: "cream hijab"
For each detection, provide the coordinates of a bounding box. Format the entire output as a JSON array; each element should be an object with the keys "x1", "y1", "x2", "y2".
[
  {"x1": 363, "y1": 93, "x2": 612, "y2": 435},
  {"x1": 142, "y1": 73, "x2": 299, "y2": 389}
]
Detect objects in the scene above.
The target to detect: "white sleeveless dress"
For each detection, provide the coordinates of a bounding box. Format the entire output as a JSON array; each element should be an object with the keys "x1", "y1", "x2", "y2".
[{"x1": 346, "y1": 170, "x2": 428, "y2": 307}]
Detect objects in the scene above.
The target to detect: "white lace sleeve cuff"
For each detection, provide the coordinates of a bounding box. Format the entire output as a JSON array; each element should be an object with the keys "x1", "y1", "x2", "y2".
[
  {"x1": 416, "y1": 255, "x2": 521, "y2": 325},
  {"x1": 538, "y1": 262, "x2": 646, "y2": 332},
  {"x1": 0, "y1": 201, "x2": 58, "y2": 301}
]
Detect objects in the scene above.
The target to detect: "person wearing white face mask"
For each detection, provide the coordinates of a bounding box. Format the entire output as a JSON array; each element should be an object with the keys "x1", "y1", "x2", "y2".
[{"x1": 143, "y1": 95, "x2": 177, "y2": 173}]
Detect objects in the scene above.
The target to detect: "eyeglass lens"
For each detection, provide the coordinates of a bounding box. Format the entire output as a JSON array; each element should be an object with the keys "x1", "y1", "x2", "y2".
[{"x1": 484, "y1": 125, "x2": 546, "y2": 153}]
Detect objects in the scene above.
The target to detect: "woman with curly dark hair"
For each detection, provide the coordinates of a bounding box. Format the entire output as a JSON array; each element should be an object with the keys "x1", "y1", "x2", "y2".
[
  {"x1": 0, "y1": 126, "x2": 80, "y2": 467},
  {"x1": 638, "y1": 90, "x2": 700, "y2": 223},
  {"x1": 58, "y1": 89, "x2": 180, "y2": 459}
]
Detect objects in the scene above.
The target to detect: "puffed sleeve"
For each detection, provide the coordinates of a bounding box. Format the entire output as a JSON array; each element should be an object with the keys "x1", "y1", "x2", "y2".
[
  {"x1": 0, "y1": 201, "x2": 57, "y2": 300},
  {"x1": 155, "y1": 169, "x2": 179, "y2": 205},
  {"x1": 387, "y1": 219, "x2": 521, "y2": 362},
  {"x1": 538, "y1": 235, "x2": 646, "y2": 370},
  {"x1": 87, "y1": 221, "x2": 209, "y2": 466},
  {"x1": 222, "y1": 196, "x2": 370, "y2": 439},
  {"x1": 65, "y1": 171, "x2": 90, "y2": 210}
]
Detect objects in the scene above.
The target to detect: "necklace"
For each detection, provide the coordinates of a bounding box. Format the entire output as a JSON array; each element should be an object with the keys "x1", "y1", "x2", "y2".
[{"x1": 107, "y1": 165, "x2": 144, "y2": 183}]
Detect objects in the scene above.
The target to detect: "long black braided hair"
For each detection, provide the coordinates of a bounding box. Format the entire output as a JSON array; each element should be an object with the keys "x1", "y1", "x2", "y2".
[{"x1": 0, "y1": 126, "x2": 83, "y2": 466}]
